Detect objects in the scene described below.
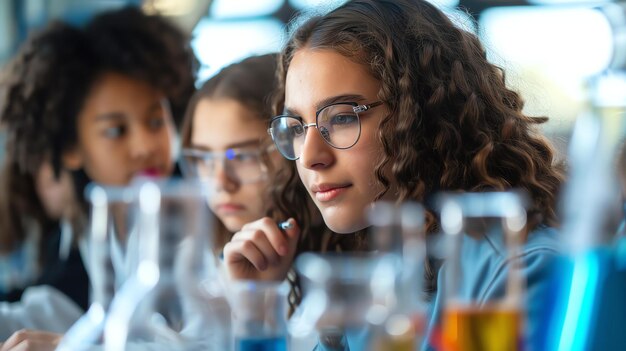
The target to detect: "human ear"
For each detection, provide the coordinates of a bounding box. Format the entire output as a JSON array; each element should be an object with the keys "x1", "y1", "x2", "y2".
[{"x1": 62, "y1": 147, "x2": 83, "y2": 170}]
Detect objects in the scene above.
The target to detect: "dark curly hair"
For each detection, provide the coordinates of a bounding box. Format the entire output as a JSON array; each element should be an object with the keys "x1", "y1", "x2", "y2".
[
  {"x1": 0, "y1": 7, "x2": 198, "y2": 252},
  {"x1": 271, "y1": 0, "x2": 565, "y2": 301}
]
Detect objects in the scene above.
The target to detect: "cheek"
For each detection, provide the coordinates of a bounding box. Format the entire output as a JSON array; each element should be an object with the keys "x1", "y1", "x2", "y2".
[
  {"x1": 347, "y1": 144, "x2": 380, "y2": 183},
  {"x1": 82, "y1": 147, "x2": 127, "y2": 184},
  {"x1": 239, "y1": 182, "x2": 269, "y2": 213},
  {"x1": 157, "y1": 133, "x2": 174, "y2": 161}
]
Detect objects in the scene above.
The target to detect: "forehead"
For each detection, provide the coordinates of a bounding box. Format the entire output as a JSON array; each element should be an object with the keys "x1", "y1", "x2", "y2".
[
  {"x1": 191, "y1": 98, "x2": 267, "y2": 149},
  {"x1": 84, "y1": 72, "x2": 162, "y2": 111},
  {"x1": 284, "y1": 48, "x2": 380, "y2": 115}
]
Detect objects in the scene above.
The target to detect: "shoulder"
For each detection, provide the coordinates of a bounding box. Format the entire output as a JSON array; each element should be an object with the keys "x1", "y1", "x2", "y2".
[
  {"x1": 445, "y1": 225, "x2": 561, "y2": 302},
  {"x1": 479, "y1": 225, "x2": 561, "y2": 301}
]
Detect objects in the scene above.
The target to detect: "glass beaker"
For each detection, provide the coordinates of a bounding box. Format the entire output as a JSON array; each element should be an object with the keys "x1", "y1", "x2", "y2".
[
  {"x1": 229, "y1": 280, "x2": 289, "y2": 351},
  {"x1": 291, "y1": 252, "x2": 398, "y2": 351},
  {"x1": 438, "y1": 192, "x2": 527, "y2": 351},
  {"x1": 367, "y1": 201, "x2": 428, "y2": 351}
]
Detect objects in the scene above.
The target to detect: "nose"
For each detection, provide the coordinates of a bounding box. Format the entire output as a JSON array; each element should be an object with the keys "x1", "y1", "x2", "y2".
[
  {"x1": 129, "y1": 125, "x2": 159, "y2": 163},
  {"x1": 298, "y1": 124, "x2": 334, "y2": 170},
  {"x1": 212, "y1": 160, "x2": 239, "y2": 193}
]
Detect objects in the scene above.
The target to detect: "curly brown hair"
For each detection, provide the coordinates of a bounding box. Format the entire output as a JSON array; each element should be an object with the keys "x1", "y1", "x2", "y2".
[
  {"x1": 0, "y1": 7, "x2": 198, "y2": 252},
  {"x1": 271, "y1": 0, "x2": 564, "y2": 298}
]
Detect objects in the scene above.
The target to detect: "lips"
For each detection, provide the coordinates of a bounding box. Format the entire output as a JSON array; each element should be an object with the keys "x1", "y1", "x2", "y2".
[
  {"x1": 216, "y1": 203, "x2": 246, "y2": 214},
  {"x1": 311, "y1": 183, "x2": 352, "y2": 202},
  {"x1": 137, "y1": 168, "x2": 163, "y2": 178}
]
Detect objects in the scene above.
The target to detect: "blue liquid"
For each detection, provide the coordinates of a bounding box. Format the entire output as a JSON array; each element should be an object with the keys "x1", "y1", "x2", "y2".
[
  {"x1": 535, "y1": 247, "x2": 626, "y2": 351},
  {"x1": 237, "y1": 337, "x2": 287, "y2": 351}
]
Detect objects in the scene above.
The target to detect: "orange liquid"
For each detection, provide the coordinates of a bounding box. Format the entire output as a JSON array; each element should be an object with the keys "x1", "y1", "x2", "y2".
[{"x1": 442, "y1": 306, "x2": 522, "y2": 351}]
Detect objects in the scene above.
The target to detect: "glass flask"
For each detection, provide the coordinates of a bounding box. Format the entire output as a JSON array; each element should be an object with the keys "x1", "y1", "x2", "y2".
[
  {"x1": 102, "y1": 179, "x2": 228, "y2": 351},
  {"x1": 56, "y1": 183, "x2": 140, "y2": 351},
  {"x1": 540, "y1": 26, "x2": 626, "y2": 349}
]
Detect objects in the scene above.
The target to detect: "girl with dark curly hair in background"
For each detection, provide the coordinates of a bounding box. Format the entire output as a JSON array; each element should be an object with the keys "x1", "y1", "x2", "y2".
[
  {"x1": 0, "y1": 6, "x2": 197, "y2": 348},
  {"x1": 222, "y1": 0, "x2": 564, "y2": 350}
]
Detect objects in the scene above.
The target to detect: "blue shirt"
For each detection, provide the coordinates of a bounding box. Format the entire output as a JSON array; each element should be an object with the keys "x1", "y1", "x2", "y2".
[{"x1": 314, "y1": 226, "x2": 561, "y2": 351}]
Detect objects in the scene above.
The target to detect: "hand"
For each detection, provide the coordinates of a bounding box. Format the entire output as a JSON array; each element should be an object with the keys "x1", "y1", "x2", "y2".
[
  {"x1": 223, "y1": 217, "x2": 300, "y2": 281},
  {"x1": 0, "y1": 330, "x2": 62, "y2": 351}
]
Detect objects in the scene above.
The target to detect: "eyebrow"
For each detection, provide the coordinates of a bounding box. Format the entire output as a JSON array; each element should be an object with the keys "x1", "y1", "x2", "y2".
[
  {"x1": 284, "y1": 94, "x2": 368, "y2": 116},
  {"x1": 189, "y1": 139, "x2": 262, "y2": 152},
  {"x1": 95, "y1": 112, "x2": 126, "y2": 122},
  {"x1": 95, "y1": 102, "x2": 164, "y2": 122},
  {"x1": 145, "y1": 102, "x2": 163, "y2": 115}
]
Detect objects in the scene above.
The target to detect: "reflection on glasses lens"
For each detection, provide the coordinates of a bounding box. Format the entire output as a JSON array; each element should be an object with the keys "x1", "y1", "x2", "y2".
[{"x1": 180, "y1": 149, "x2": 268, "y2": 184}]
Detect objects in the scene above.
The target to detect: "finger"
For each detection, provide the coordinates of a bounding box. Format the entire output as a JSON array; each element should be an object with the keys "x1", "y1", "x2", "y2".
[
  {"x1": 231, "y1": 230, "x2": 280, "y2": 265},
  {"x1": 2, "y1": 330, "x2": 29, "y2": 350},
  {"x1": 257, "y1": 218, "x2": 296, "y2": 257},
  {"x1": 7, "y1": 340, "x2": 57, "y2": 351},
  {"x1": 1, "y1": 331, "x2": 60, "y2": 351},
  {"x1": 223, "y1": 240, "x2": 268, "y2": 271},
  {"x1": 238, "y1": 218, "x2": 290, "y2": 256}
]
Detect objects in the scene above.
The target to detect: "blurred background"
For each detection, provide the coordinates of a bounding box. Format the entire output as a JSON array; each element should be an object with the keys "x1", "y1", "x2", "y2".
[{"x1": 0, "y1": 0, "x2": 622, "y2": 164}]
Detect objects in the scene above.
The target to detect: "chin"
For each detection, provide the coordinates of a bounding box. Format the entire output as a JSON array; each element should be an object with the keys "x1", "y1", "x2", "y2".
[
  {"x1": 220, "y1": 217, "x2": 244, "y2": 233},
  {"x1": 322, "y1": 210, "x2": 368, "y2": 234}
]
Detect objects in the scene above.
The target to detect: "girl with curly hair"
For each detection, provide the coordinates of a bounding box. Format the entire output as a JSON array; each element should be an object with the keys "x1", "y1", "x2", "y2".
[
  {"x1": 223, "y1": 0, "x2": 564, "y2": 349},
  {"x1": 0, "y1": 6, "x2": 197, "y2": 346}
]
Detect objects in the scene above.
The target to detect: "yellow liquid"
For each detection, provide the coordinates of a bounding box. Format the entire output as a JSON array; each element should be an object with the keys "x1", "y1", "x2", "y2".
[
  {"x1": 373, "y1": 337, "x2": 415, "y2": 351},
  {"x1": 371, "y1": 314, "x2": 425, "y2": 351},
  {"x1": 442, "y1": 306, "x2": 522, "y2": 351}
]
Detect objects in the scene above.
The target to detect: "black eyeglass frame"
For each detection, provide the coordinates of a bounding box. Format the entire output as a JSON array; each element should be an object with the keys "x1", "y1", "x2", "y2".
[{"x1": 267, "y1": 100, "x2": 384, "y2": 160}]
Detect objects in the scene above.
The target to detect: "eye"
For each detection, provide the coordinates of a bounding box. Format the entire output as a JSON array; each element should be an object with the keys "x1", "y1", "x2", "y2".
[
  {"x1": 102, "y1": 125, "x2": 126, "y2": 139},
  {"x1": 290, "y1": 124, "x2": 305, "y2": 136},
  {"x1": 229, "y1": 150, "x2": 258, "y2": 164},
  {"x1": 147, "y1": 116, "x2": 165, "y2": 131},
  {"x1": 330, "y1": 113, "x2": 358, "y2": 126}
]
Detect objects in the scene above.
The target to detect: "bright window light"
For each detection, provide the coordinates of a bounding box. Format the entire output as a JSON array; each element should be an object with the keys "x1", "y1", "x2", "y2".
[
  {"x1": 427, "y1": 0, "x2": 459, "y2": 8},
  {"x1": 192, "y1": 18, "x2": 284, "y2": 83},
  {"x1": 529, "y1": 0, "x2": 611, "y2": 4},
  {"x1": 289, "y1": 0, "x2": 346, "y2": 10},
  {"x1": 481, "y1": 7, "x2": 612, "y2": 78},
  {"x1": 210, "y1": 0, "x2": 282, "y2": 19},
  {"x1": 445, "y1": 8, "x2": 476, "y2": 34},
  {"x1": 290, "y1": 0, "x2": 458, "y2": 10},
  {"x1": 481, "y1": 7, "x2": 613, "y2": 136}
]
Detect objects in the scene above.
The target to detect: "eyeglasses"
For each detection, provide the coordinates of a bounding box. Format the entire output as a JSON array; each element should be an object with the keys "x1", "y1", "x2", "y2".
[
  {"x1": 179, "y1": 146, "x2": 275, "y2": 184},
  {"x1": 268, "y1": 101, "x2": 383, "y2": 160}
]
